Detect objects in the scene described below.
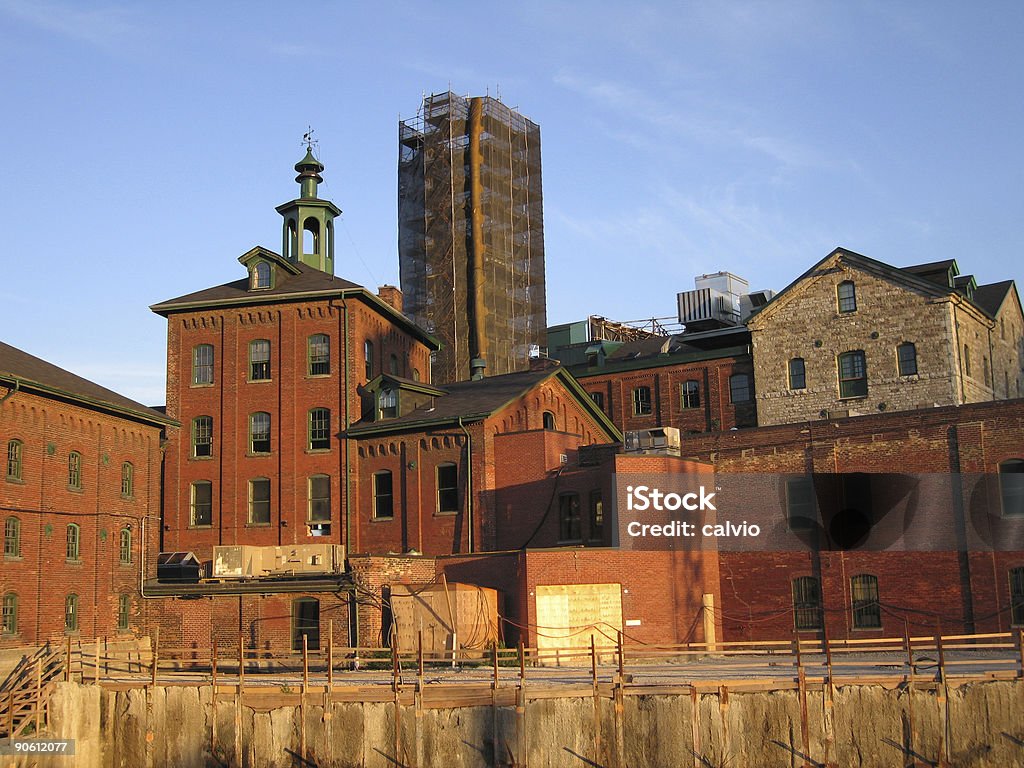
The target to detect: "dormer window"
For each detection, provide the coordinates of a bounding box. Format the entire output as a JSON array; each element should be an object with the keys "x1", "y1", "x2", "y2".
[
  {"x1": 251, "y1": 261, "x2": 272, "y2": 290},
  {"x1": 379, "y1": 388, "x2": 397, "y2": 419}
]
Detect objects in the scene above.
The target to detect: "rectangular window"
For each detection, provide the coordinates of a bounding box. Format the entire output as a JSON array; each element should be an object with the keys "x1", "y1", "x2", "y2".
[
  {"x1": 192, "y1": 344, "x2": 214, "y2": 385},
  {"x1": 249, "y1": 340, "x2": 271, "y2": 381},
  {"x1": 436, "y1": 463, "x2": 459, "y2": 514},
  {"x1": 897, "y1": 343, "x2": 918, "y2": 376},
  {"x1": 66, "y1": 524, "x2": 80, "y2": 561},
  {"x1": 788, "y1": 358, "x2": 806, "y2": 390},
  {"x1": 681, "y1": 381, "x2": 700, "y2": 409},
  {"x1": 190, "y1": 481, "x2": 213, "y2": 526},
  {"x1": 729, "y1": 374, "x2": 751, "y2": 404},
  {"x1": 851, "y1": 574, "x2": 881, "y2": 629},
  {"x1": 117, "y1": 594, "x2": 131, "y2": 632},
  {"x1": 4, "y1": 517, "x2": 20, "y2": 558},
  {"x1": 121, "y1": 462, "x2": 133, "y2": 498},
  {"x1": 373, "y1": 471, "x2": 394, "y2": 519},
  {"x1": 589, "y1": 491, "x2": 604, "y2": 542},
  {"x1": 792, "y1": 577, "x2": 823, "y2": 631},
  {"x1": 308, "y1": 475, "x2": 331, "y2": 521},
  {"x1": 632, "y1": 386, "x2": 652, "y2": 416},
  {"x1": 64, "y1": 594, "x2": 78, "y2": 633},
  {"x1": 192, "y1": 416, "x2": 213, "y2": 458},
  {"x1": 1000, "y1": 460, "x2": 1024, "y2": 517},
  {"x1": 308, "y1": 408, "x2": 331, "y2": 450},
  {"x1": 68, "y1": 452, "x2": 82, "y2": 489},
  {"x1": 786, "y1": 477, "x2": 816, "y2": 531},
  {"x1": 308, "y1": 334, "x2": 330, "y2": 376},
  {"x1": 1, "y1": 594, "x2": 16, "y2": 634},
  {"x1": 839, "y1": 351, "x2": 868, "y2": 399},
  {"x1": 837, "y1": 281, "x2": 857, "y2": 313},
  {"x1": 364, "y1": 340, "x2": 374, "y2": 379},
  {"x1": 6, "y1": 440, "x2": 22, "y2": 480},
  {"x1": 558, "y1": 493, "x2": 582, "y2": 542},
  {"x1": 589, "y1": 391, "x2": 604, "y2": 411},
  {"x1": 249, "y1": 478, "x2": 271, "y2": 525},
  {"x1": 379, "y1": 389, "x2": 397, "y2": 419}
]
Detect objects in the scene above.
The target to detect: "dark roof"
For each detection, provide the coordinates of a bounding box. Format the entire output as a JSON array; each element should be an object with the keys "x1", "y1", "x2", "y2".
[
  {"x1": 0, "y1": 341, "x2": 172, "y2": 426},
  {"x1": 150, "y1": 252, "x2": 439, "y2": 349},
  {"x1": 349, "y1": 365, "x2": 620, "y2": 440},
  {"x1": 972, "y1": 281, "x2": 1015, "y2": 317}
]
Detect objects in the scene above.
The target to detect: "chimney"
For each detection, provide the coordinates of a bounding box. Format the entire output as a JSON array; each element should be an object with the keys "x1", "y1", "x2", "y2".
[
  {"x1": 470, "y1": 358, "x2": 487, "y2": 381},
  {"x1": 377, "y1": 285, "x2": 403, "y2": 313}
]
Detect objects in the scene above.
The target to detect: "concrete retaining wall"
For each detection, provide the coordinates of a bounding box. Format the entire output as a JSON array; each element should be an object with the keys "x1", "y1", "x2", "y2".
[{"x1": 13, "y1": 679, "x2": 1024, "y2": 767}]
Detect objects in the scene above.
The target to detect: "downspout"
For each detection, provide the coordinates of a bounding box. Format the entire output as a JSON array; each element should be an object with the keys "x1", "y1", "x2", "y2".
[
  {"x1": 0, "y1": 378, "x2": 20, "y2": 405},
  {"x1": 339, "y1": 297, "x2": 357, "y2": 646},
  {"x1": 457, "y1": 417, "x2": 474, "y2": 553}
]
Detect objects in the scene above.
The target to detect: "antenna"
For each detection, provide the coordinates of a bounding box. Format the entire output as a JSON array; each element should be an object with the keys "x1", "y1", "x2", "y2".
[{"x1": 302, "y1": 126, "x2": 319, "y2": 157}]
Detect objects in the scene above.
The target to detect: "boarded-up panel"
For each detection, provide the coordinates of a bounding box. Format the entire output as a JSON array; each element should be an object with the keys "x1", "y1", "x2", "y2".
[
  {"x1": 535, "y1": 583, "x2": 622, "y2": 666},
  {"x1": 389, "y1": 583, "x2": 499, "y2": 656}
]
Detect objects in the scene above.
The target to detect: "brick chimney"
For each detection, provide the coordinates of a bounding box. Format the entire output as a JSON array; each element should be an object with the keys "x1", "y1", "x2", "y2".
[{"x1": 377, "y1": 285, "x2": 403, "y2": 314}]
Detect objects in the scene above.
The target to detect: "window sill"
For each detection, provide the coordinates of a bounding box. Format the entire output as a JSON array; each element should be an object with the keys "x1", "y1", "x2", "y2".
[
  {"x1": 434, "y1": 510, "x2": 460, "y2": 517},
  {"x1": 119, "y1": 562, "x2": 134, "y2": 568},
  {"x1": 5, "y1": 476, "x2": 25, "y2": 485},
  {"x1": 191, "y1": 454, "x2": 214, "y2": 461},
  {"x1": 558, "y1": 539, "x2": 584, "y2": 546},
  {"x1": 306, "y1": 374, "x2": 331, "y2": 380},
  {"x1": 371, "y1": 516, "x2": 394, "y2": 523},
  {"x1": 838, "y1": 395, "x2": 868, "y2": 402},
  {"x1": 4, "y1": 555, "x2": 23, "y2": 562},
  {"x1": 188, "y1": 525, "x2": 213, "y2": 530},
  {"x1": 246, "y1": 522, "x2": 272, "y2": 528},
  {"x1": 121, "y1": 494, "x2": 134, "y2": 501},
  {"x1": 66, "y1": 559, "x2": 82, "y2": 566},
  {"x1": 67, "y1": 486, "x2": 84, "y2": 494},
  {"x1": 247, "y1": 379, "x2": 273, "y2": 384},
  {"x1": 306, "y1": 448, "x2": 332, "y2": 454},
  {"x1": 246, "y1": 452, "x2": 272, "y2": 458},
  {"x1": 189, "y1": 383, "x2": 215, "y2": 389}
]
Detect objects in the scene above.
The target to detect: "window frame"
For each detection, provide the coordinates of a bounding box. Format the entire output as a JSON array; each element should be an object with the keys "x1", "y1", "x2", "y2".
[
  {"x1": 64, "y1": 594, "x2": 79, "y2": 633},
  {"x1": 632, "y1": 386, "x2": 652, "y2": 416},
  {"x1": 838, "y1": 351, "x2": 868, "y2": 399},
  {"x1": 373, "y1": 470, "x2": 394, "y2": 520},
  {"x1": 121, "y1": 461, "x2": 134, "y2": 498},
  {"x1": 897, "y1": 342, "x2": 918, "y2": 376},
  {"x1": 1011, "y1": 566, "x2": 1024, "y2": 626},
  {"x1": 837, "y1": 281, "x2": 857, "y2": 313},
  {"x1": 999, "y1": 459, "x2": 1024, "y2": 518},
  {"x1": 729, "y1": 374, "x2": 752, "y2": 404},
  {"x1": 190, "y1": 481, "x2": 213, "y2": 527},
  {"x1": 436, "y1": 463, "x2": 460, "y2": 514},
  {"x1": 788, "y1": 358, "x2": 806, "y2": 390},
  {"x1": 249, "y1": 339, "x2": 271, "y2": 381},
  {"x1": 308, "y1": 474, "x2": 331, "y2": 522},
  {"x1": 4, "y1": 517, "x2": 20, "y2": 558},
  {"x1": 192, "y1": 415, "x2": 213, "y2": 458},
  {"x1": 6, "y1": 439, "x2": 22, "y2": 481},
  {"x1": 589, "y1": 391, "x2": 604, "y2": 411},
  {"x1": 851, "y1": 574, "x2": 881, "y2": 629},
  {"x1": 378, "y1": 389, "x2": 397, "y2": 420},
  {"x1": 192, "y1": 344, "x2": 214, "y2": 386},
  {"x1": 119, "y1": 527, "x2": 132, "y2": 564},
  {"x1": 66, "y1": 523, "x2": 80, "y2": 562},
  {"x1": 1, "y1": 593, "x2": 16, "y2": 635},
  {"x1": 248, "y1": 477, "x2": 271, "y2": 525},
  {"x1": 792, "y1": 576, "x2": 823, "y2": 631},
  {"x1": 249, "y1": 412, "x2": 271, "y2": 454},
  {"x1": 117, "y1": 593, "x2": 131, "y2": 632},
  {"x1": 589, "y1": 490, "x2": 604, "y2": 543},
  {"x1": 251, "y1": 261, "x2": 272, "y2": 290},
  {"x1": 308, "y1": 408, "x2": 332, "y2": 450},
  {"x1": 786, "y1": 477, "x2": 816, "y2": 531},
  {"x1": 307, "y1": 334, "x2": 330, "y2": 377},
  {"x1": 542, "y1": 411, "x2": 556, "y2": 430},
  {"x1": 364, "y1": 339, "x2": 374, "y2": 379},
  {"x1": 558, "y1": 493, "x2": 582, "y2": 543},
  {"x1": 68, "y1": 451, "x2": 82, "y2": 490},
  {"x1": 680, "y1": 380, "x2": 700, "y2": 409}
]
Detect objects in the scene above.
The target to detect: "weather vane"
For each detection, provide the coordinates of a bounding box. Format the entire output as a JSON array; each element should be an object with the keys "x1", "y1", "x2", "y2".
[{"x1": 302, "y1": 126, "x2": 318, "y2": 154}]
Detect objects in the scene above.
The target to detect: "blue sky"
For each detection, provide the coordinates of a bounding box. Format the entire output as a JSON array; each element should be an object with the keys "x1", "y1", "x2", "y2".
[{"x1": 1, "y1": 1, "x2": 1022, "y2": 405}]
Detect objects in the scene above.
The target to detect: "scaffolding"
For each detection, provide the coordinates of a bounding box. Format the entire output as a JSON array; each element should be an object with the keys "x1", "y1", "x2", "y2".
[{"x1": 399, "y1": 91, "x2": 546, "y2": 384}]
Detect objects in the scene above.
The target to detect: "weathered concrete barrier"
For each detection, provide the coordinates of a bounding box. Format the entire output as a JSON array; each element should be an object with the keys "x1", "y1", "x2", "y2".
[{"x1": 12, "y1": 679, "x2": 1024, "y2": 767}]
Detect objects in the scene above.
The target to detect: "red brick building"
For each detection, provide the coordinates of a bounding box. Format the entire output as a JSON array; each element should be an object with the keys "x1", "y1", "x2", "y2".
[{"x1": 0, "y1": 341, "x2": 171, "y2": 648}]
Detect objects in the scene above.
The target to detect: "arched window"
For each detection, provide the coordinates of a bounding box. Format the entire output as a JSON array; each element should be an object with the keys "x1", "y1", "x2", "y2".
[
  {"x1": 729, "y1": 374, "x2": 752, "y2": 403},
  {"x1": 192, "y1": 344, "x2": 214, "y2": 386},
  {"x1": 837, "y1": 281, "x2": 857, "y2": 313},
  {"x1": 2, "y1": 593, "x2": 16, "y2": 635},
  {"x1": 436, "y1": 463, "x2": 459, "y2": 514},
  {"x1": 64, "y1": 594, "x2": 78, "y2": 633},
  {"x1": 999, "y1": 459, "x2": 1024, "y2": 518},
  {"x1": 379, "y1": 389, "x2": 397, "y2": 419},
  {"x1": 68, "y1": 451, "x2": 82, "y2": 489},
  {"x1": 850, "y1": 574, "x2": 881, "y2": 629},
  {"x1": 66, "y1": 523, "x2": 80, "y2": 561},
  {"x1": 681, "y1": 381, "x2": 700, "y2": 408},
  {"x1": 897, "y1": 342, "x2": 917, "y2": 376},
  {"x1": 192, "y1": 416, "x2": 213, "y2": 458},
  {"x1": 248, "y1": 478, "x2": 271, "y2": 525},
  {"x1": 1010, "y1": 567, "x2": 1024, "y2": 626},
  {"x1": 412, "y1": 368, "x2": 421, "y2": 382},
  {"x1": 249, "y1": 339, "x2": 271, "y2": 381},
  {"x1": 286, "y1": 219, "x2": 297, "y2": 260},
  {"x1": 542, "y1": 411, "x2": 556, "y2": 430},
  {"x1": 792, "y1": 576, "x2": 823, "y2": 631},
  {"x1": 838, "y1": 351, "x2": 868, "y2": 399},
  {"x1": 251, "y1": 261, "x2": 271, "y2": 289},
  {"x1": 119, "y1": 527, "x2": 132, "y2": 564},
  {"x1": 6, "y1": 439, "x2": 22, "y2": 480},
  {"x1": 4, "y1": 517, "x2": 20, "y2": 558},
  {"x1": 788, "y1": 359, "x2": 806, "y2": 390},
  {"x1": 117, "y1": 594, "x2": 131, "y2": 632},
  {"x1": 249, "y1": 412, "x2": 271, "y2": 454},
  {"x1": 190, "y1": 481, "x2": 213, "y2": 526},
  {"x1": 308, "y1": 408, "x2": 331, "y2": 450},
  {"x1": 373, "y1": 471, "x2": 394, "y2": 519},
  {"x1": 121, "y1": 462, "x2": 134, "y2": 498},
  {"x1": 308, "y1": 334, "x2": 330, "y2": 376}
]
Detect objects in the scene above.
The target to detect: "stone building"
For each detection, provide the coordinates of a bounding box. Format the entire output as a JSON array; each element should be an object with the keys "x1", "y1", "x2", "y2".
[
  {"x1": 0, "y1": 341, "x2": 170, "y2": 648},
  {"x1": 749, "y1": 247, "x2": 1024, "y2": 426}
]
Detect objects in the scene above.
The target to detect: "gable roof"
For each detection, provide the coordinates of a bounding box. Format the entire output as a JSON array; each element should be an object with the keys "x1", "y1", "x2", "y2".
[
  {"x1": 150, "y1": 248, "x2": 440, "y2": 349},
  {"x1": 0, "y1": 341, "x2": 173, "y2": 426},
  {"x1": 972, "y1": 280, "x2": 1017, "y2": 318},
  {"x1": 348, "y1": 366, "x2": 621, "y2": 440}
]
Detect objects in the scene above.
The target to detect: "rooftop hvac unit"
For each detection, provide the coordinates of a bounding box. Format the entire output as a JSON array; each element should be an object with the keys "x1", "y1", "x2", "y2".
[
  {"x1": 739, "y1": 289, "x2": 776, "y2": 320},
  {"x1": 677, "y1": 272, "x2": 748, "y2": 328},
  {"x1": 156, "y1": 552, "x2": 203, "y2": 583},
  {"x1": 624, "y1": 427, "x2": 682, "y2": 455},
  {"x1": 211, "y1": 544, "x2": 346, "y2": 579}
]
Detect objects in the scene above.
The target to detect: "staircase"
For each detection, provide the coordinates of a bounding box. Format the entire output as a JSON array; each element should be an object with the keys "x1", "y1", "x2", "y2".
[{"x1": 0, "y1": 643, "x2": 64, "y2": 738}]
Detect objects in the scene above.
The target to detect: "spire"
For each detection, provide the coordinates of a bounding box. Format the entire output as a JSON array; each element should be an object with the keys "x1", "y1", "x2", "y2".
[{"x1": 275, "y1": 131, "x2": 341, "y2": 275}]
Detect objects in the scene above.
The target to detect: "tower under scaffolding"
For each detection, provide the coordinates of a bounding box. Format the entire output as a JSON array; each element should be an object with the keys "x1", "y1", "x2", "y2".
[{"x1": 399, "y1": 91, "x2": 546, "y2": 384}]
